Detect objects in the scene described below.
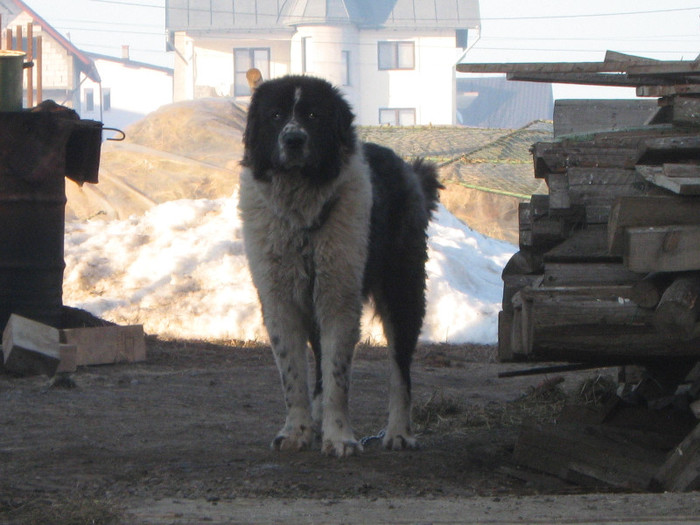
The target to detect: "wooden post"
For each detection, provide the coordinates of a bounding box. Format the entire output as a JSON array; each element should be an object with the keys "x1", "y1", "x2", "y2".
[
  {"x1": 0, "y1": 15, "x2": 3, "y2": 50},
  {"x1": 36, "y1": 35, "x2": 42, "y2": 103},
  {"x1": 26, "y1": 23, "x2": 33, "y2": 107},
  {"x1": 5, "y1": 27, "x2": 12, "y2": 51},
  {"x1": 15, "y1": 24, "x2": 21, "y2": 52}
]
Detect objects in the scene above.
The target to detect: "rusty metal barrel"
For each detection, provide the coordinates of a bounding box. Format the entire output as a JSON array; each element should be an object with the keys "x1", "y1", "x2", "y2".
[{"x1": 0, "y1": 111, "x2": 76, "y2": 332}]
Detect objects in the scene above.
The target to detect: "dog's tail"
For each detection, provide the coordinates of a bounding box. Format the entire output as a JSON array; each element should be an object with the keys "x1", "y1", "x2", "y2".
[{"x1": 412, "y1": 158, "x2": 444, "y2": 215}]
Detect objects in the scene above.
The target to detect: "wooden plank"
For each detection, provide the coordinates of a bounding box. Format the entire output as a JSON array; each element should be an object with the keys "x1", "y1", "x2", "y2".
[
  {"x1": 531, "y1": 324, "x2": 700, "y2": 361},
  {"x1": 638, "y1": 84, "x2": 700, "y2": 97},
  {"x1": 543, "y1": 262, "x2": 643, "y2": 287},
  {"x1": 456, "y1": 61, "x2": 625, "y2": 74},
  {"x1": 652, "y1": 422, "x2": 700, "y2": 492},
  {"x1": 56, "y1": 344, "x2": 77, "y2": 374},
  {"x1": 502, "y1": 274, "x2": 543, "y2": 313},
  {"x1": 607, "y1": 195, "x2": 700, "y2": 256},
  {"x1": 653, "y1": 274, "x2": 700, "y2": 340},
  {"x1": 638, "y1": 135, "x2": 700, "y2": 164},
  {"x1": 546, "y1": 172, "x2": 570, "y2": 210},
  {"x1": 498, "y1": 311, "x2": 514, "y2": 362},
  {"x1": 553, "y1": 99, "x2": 659, "y2": 138},
  {"x1": 526, "y1": 286, "x2": 649, "y2": 328},
  {"x1": 2, "y1": 315, "x2": 61, "y2": 376},
  {"x1": 629, "y1": 273, "x2": 674, "y2": 308},
  {"x1": 532, "y1": 142, "x2": 566, "y2": 178},
  {"x1": 513, "y1": 423, "x2": 667, "y2": 490},
  {"x1": 60, "y1": 325, "x2": 146, "y2": 366},
  {"x1": 624, "y1": 225, "x2": 700, "y2": 272},
  {"x1": 663, "y1": 163, "x2": 700, "y2": 179},
  {"x1": 671, "y1": 97, "x2": 700, "y2": 126},
  {"x1": 637, "y1": 165, "x2": 700, "y2": 195},
  {"x1": 544, "y1": 226, "x2": 615, "y2": 262},
  {"x1": 508, "y1": 72, "x2": 642, "y2": 87}
]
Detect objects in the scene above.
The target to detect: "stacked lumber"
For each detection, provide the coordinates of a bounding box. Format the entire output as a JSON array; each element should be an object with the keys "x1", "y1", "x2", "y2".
[
  {"x1": 487, "y1": 55, "x2": 700, "y2": 365},
  {"x1": 462, "y1": 50, "x2": 700, "y2": 494}
]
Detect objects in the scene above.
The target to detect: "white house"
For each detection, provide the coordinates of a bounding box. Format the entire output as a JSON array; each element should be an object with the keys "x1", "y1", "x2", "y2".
[
  {"x1": 165, "y1": 0, "x2": 481, "y2": 125},
  {"x1": 81, "y1": 50, "x2": 174, "y2": 131}
]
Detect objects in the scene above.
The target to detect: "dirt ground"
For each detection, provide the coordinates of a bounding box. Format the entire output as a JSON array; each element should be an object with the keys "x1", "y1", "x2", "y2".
[{"x1": 0, "y1": 338, "x2": 696, "y2": 524}]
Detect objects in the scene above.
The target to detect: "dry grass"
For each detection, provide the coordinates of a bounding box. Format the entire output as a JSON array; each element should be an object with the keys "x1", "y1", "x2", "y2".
[{"x1": 413, "y1": 376, "x2": 569, "y2": 434}]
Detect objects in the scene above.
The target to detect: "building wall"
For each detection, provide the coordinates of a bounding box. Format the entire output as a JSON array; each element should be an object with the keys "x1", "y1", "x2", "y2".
[
  {"x1": 80, "y1": 59, "x2": 173, "y2": 130},
  {"x1": 358, "y1": 29, "x2": 459, "y2": 125},
  {"x1": 173, "y1": 26, "x2": 461, "y2": 125},
  {"x1": 290, "y1": 25, "x2": 361, "y2": 115},
  {"x1": 173, "y1": 31, "x2": 292, "y2": 103}
]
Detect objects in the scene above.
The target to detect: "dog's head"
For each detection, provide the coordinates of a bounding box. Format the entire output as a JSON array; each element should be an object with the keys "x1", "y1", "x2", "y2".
[{"x1": 243, "y1": 75, "x2": 356, "y2": 184}]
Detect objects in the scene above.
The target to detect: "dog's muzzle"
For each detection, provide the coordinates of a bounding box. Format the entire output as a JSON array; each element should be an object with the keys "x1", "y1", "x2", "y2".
[{"x1": 278, "y1": 121, "x2": 309, "y2": 168}]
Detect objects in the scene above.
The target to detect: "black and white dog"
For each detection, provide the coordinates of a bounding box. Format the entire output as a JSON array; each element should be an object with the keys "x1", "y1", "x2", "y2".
[{"x1": 239, "y1": 75, "x2": 442, "y2": 457}]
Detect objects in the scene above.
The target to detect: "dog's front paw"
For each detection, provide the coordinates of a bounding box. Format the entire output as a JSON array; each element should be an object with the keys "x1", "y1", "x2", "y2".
[
  {"x1": 271, "y1": 424, "x2": 314, "y2": 452},
  {"x1": 383, "y1": 431, "x2": 419, "y2": 451},
  {"x1": 322, "y1": 437, "x2": 363, "y2": 457},
  {"x1": 322, "y1": 418, "x2": 362, "y2": 457}
]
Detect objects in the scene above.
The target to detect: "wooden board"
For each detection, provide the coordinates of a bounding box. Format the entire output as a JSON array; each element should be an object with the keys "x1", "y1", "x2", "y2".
[
  {"x1": 2, "y1": 314, "x2": 60, "y2": 377},
  {"x1": 624, "y1": 224, "x2": 700, "y2": 273},
  {"x1": 520, "y1": 285, "x2": 647, "y2": 326},
  {"x1": 60, "y1": 325, "x2": 146, "y2": 366},
  {"x1": 513, "y1": 423, "x2": 667, "y2": 490},
  {"x1": 652, "y1": 422, "x2": 700, "y2": 492},
  {"x1": 553, "y1": 99, "x2": 659, "y2": 138},
  {"x1": 531, "y1": 324, "x2": 700, "y2": 361},
  {"x1": 544, "y1": 226, "x2": 615, "y2": 262},
  {"x1": 637, "y1": 165, "x2": 700, "y2": 195},
  {"x1": 607, "y1": 195, "x2": 700, "y2": 256},
  {"x1": 543, "y1": 262, "x2": 642, "y2": 286}
]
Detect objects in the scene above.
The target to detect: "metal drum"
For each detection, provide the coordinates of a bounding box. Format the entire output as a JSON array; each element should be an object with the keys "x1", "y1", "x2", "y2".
[{"x1": 0, "y1": 112, "x2": 74, "y2": 332}]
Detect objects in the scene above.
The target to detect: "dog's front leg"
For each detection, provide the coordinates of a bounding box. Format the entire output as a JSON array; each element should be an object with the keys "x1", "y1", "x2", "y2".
[
  {"x1": 318, "y1": 322, "x2": 362, "y2": 457},
  {"x1": 265, "y1": 308, "x2": 314, "y2": 452}
]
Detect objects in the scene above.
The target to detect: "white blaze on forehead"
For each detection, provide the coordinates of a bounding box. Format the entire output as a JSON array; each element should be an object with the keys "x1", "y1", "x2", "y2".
[{"x1": 294, "y1": 86, "x2": 302, "y2": 103}]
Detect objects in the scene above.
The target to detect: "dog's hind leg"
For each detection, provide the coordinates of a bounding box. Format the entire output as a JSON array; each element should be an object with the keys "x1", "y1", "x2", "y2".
[
  {"x1": 265, "y1": 307, "x2": 315, "y2": 452},
  {"x1": 375, "y1": 264, "x2": 426, "y2": 451},
  {"x1": 309, "y1": 322, "x2": 323, "y2": 435}
]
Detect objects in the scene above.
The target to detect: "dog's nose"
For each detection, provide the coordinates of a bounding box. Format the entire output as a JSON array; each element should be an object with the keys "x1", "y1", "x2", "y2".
[{"x1": 282, "y1": 129, "x2": 308, "y2": 149}]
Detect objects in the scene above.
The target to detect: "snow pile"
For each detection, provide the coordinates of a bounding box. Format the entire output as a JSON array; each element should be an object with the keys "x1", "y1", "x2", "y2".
[{"x1": 63, "y1": 194, "x2": 516, "y2": 344}]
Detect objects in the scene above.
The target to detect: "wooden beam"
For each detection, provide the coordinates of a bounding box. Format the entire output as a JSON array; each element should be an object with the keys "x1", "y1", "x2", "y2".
[
  {"x1": 60, "y1": 325, "x2": 146, "y2": 366},
  {"x1": 513, "y1": 423, "x2": 667, "y2": 490},
  {"x1": 624, "y1": 225, "x2": 700, "y2": 273},
  {"x1": 2, "y1": 314, "x2": 60, "y2": 377},
  {"x1": 653, "y1": 274, "x2": 700, "y2": 340},
  {"x1": 26, "y1": 22, "x2": 32, "y2": 107},
  {"x1": 637, "y1": 165, "x2": 700, "y2": 195},
  {"x1": 607, "y1": 196, "x2": 700, "y2": 256},
  {"x1": 652, "y1": 422, "x2": 700, "y2": 492}
]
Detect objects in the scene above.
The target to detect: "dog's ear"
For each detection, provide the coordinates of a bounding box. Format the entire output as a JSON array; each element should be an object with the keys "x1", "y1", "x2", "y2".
[{"x1": 335, "y1": 97, "x2": 357, "y2": 151}]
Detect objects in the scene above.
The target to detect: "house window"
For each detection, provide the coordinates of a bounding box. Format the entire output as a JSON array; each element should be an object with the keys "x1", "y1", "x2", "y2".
[
  {"x1": 84, "y1": 88, "x2": 94, "y2": 112},
  {"x1": 379, "y1": 108, "x2": 416, "y2": 126},
  {"x1": 234, "y1": 48, "x2": 270, "y2": 96},
  {"x1": 103, "y1": 88, "x2": 111, "y2": 111},
  {"x1": 456, "y1": 29, "x2": 469, "y2": 49},
  {"x1": 302, "y1": 37, "x2": 311, "y2": 74},
  {"x1": 378, "y1": 41, "x2": 415, "y2": 70},
  {"x1": 341, "y1": 50, "x2": 350, "y2": 86}
]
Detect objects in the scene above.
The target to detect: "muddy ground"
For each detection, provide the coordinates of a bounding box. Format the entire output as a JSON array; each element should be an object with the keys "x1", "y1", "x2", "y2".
[{"x1": 0, "y1": 338, "x2": 689, "y2": 524}]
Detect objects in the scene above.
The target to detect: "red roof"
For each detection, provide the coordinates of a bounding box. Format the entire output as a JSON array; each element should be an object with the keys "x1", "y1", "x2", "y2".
[{"x1": 9, "y1": 0, "x2": 101, "y2": 82}]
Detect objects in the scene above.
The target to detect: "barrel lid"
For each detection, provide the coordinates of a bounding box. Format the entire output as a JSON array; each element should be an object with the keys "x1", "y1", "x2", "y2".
[{"x1": 0, "y1": 50, "x2": 26, "y2": 58}]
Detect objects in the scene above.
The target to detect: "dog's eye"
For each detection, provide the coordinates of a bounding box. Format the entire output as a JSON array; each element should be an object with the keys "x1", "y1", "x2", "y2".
[
  {"x1": 272, "y1": 110, "x2": 283, "y2": 120},
  {"x1": 307, "y1": 112, "x2": 316, "y2": 120}
]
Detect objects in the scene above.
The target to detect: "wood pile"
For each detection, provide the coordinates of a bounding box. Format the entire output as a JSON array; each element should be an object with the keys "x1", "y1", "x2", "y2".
[{"x1": 459, "y1": 51, "x2": 700, "y2": 492}]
